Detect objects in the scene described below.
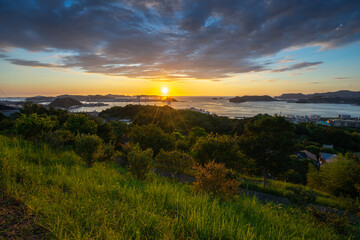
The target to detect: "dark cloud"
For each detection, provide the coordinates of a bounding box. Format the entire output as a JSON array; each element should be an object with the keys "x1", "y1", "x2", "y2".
[
  {"x1": 271, "y1": 62, "x2": 323, "y2": 72},
  {"x1": 0, "y1": 0, "x2": 359, "y2": 79},
  {"x1": 6, "y1": 59, "x2": 63, "y2": 68}
]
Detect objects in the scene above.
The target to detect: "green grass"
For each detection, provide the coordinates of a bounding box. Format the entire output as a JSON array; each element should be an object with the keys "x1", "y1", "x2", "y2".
[
  {"x1": 241, "y1": 175, "x2": 360, "y2": 212},
  {"x1": 0, "y1": 135, "x2": 356, "y2": 239}
]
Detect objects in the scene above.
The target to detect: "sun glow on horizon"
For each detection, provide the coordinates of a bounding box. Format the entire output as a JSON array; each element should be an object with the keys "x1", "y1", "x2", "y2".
[{"x1": 161, "y1": 87, "x2": 169, "y2": 95}]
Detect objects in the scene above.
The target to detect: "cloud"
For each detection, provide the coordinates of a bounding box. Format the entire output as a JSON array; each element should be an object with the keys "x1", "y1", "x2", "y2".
[
  {"x1": 0, "y1": 0, "x2": 359, "y2": 79},
  {"x1": 6, "y1": 59, "x2": 62, "y2": 68},
  {"x1": 266, "y1": 79, "x2": 277, "y2": 82},
  {"x1": 279, "y1": 57, "x2": 294, "y2": 63},
  {"x1": 271, "y1": 62, "x2": 323, "y2": 72},
  {"x1": 334, "y1": 77, "x2": 351, "y2": 79}
]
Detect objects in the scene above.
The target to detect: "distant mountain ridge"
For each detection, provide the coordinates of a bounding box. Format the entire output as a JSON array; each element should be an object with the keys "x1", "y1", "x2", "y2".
[
  {"x1": 26, "y1": 94, "x2": 128, "y2": 102},
  {"x1": 276, "y1": 90, "x2": 360, "y2": 100}
]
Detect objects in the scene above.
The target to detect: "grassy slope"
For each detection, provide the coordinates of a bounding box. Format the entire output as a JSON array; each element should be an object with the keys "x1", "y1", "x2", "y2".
[
  {"x1": 241, "y1": 176, "x2": 360, "y2": 212},
  {"x1": 0, "y1": 135, "x2": 353, "y2": 239}
]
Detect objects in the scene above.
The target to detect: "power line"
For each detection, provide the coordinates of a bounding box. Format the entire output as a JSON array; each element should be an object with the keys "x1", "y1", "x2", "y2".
[{"x1": 0, "y1": 88, "x2": 8, "y2": 98}]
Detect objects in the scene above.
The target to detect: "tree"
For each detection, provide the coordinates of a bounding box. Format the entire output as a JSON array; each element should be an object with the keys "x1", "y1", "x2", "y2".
[
  {"x1": 127, "y1": 144, "x2": 153, "y2": 180},
  {"x1": 308, "y1": 153, "x2": 360, "y2": 197},
  {"x1": 14, "y1": 113, "x2": 56, "y2": 139},
  {"x1": 74, "y1": 134, "x2": 104, "y2": 167},
  {"x1": 189, "y1": 126, "x2": 207, "y2": 144},
  {"x1": 191, "y1": 134, "x2": 246, "y2": 171},
  {"x1": 96, "y1": 121, "x2": 116, "y2": 143},
  {"x1": 128, "y1": 124, "x2": 174, "y2": 155},
  {"x1": 240, "y1": 115, "x2": 295, "y2": 187},
  {"x1": 111, "y1": 121, "x2": 129, "y2": 142},
  {"x1": 155, "y1": 149, "x2": 194, "y2": 175},
  {"x1": 21, "y1": 102, "x2": 49, "y2": 115},
  {"x1": 64, "y1": 114, "x2": 97, "y2": 134}
]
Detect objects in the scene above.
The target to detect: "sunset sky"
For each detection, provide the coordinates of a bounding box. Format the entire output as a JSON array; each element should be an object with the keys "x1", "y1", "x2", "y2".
[{"x1": 1, "y1": 0, "x2": 360, "y2": 97}]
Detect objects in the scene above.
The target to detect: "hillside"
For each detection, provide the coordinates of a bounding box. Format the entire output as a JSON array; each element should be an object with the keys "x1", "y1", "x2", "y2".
[
  {"x1": 0, "y1": 135, "x2": 351, "y2": 239},
  {"x1": 49, "y1": 97, "x2": 82, "y2": 109}
]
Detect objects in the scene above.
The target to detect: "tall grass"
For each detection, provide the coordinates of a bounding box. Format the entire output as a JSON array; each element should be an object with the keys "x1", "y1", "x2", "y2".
[
  {"x1": 0, "y1": 135, "x2": 353, "y2": 239},
  {"x1": 241, "y1": 175, "x2": 360, "y2": 211}
]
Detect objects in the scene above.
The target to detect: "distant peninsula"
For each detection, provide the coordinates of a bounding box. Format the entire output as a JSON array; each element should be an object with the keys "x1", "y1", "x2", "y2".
[
  {"x1": 276, "y1": 90, "x2": 360, "y2": 104},
  {"x1": 229, "y1": 95, "x2": 275, "y2": 103},
  {"x1": 26, "y1": 94, "x2": 177, "y2": 103}
]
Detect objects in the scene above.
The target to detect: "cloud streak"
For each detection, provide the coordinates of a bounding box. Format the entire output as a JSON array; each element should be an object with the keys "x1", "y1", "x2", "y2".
[
  {"x1": 0, "y1": 0, "x2": 359, "y2": 80},
  {"x1": 6, "y1": 59, "x2": 63, "y2": 68},
  {"x1": 271, "y1": 62, "x2": 323, "y2": 72}
]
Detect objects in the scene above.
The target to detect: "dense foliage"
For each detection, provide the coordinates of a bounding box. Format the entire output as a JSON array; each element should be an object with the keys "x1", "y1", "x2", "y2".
[
  {"x1": 239, "y1": 115, "x2": 295, "y2": 186},
  {"x1": 193, "y1": 161, "x2": 240, "y2": 200},
  {"x1": 99, "y1": 105, "x2": 245, "y2": 134},
  {"x1": 75, "y1": 134, "x2": 104, "y2": 166},
  {"x1": 127, "y1": 144, "x2": 153, "y2": 180},
  {"x1": 155, "y1": 149, "x2": 194, "y2": 175},
  {"x1": 307, "y1": 153, "x2": 360, "y2": 198},
  {"x1": 191, "y1": 134, "x2": 245, "y2": 169},
  {"x1": 14, "y1": 113, "x2": 56, "y2": 139}
]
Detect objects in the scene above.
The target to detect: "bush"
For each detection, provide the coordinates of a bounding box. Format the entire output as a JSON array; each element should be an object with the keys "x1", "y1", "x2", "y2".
[
  {"x1": 64, "y1": 114, "x2": 97, "y2": 134},
  {"x1": 98, "y1": 144, "x2": 116, "y2": 163},
  {"x1": 155, "y1": 150, "x2": 194, "y2": 176},
  {"x1": 175, "y1": 138, "x2": 190, "y2": 151},
  {"x1": 308, "y1": 153, "x2": 360, "y2": 198},
  {"x1": 189, "y1": 126, "x2": 207, "y2": 144},
  {"x1": 191, "y1": 134, "x2": 246, "y2": 171},
  {"x1": 14, "y1": 113, "x2": 56, "y2": 139},
  {"x1": 307, "y1": 206, "x2": 354, "y2": 234},
  {"x1": 127, "y1": 144, "x2": 153, "y2": 180},
  {"x1": 74, "y1": 134, "x2": 104, "y2": 166},
  {"x1": 284, "y1": 186, "x2": 316, "y2": 206},
  {"x1": 0, "y1": 118, "x2": 15, "y2": 134},
  {"x1": 96, "y1": 121, "x2": 116, "y2": 143},
  {"x1": 193, "y1": 161, "x2": 240, "y2": 200},
  {"x1": 111, "y1": 121, "x2": 129, "y2": 142},
  {"x1": 45, "y1": 129, "x2": 75, "y2": 149}
]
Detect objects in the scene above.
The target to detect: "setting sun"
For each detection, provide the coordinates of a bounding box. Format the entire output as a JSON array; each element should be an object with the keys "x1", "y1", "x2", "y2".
[{"x1": 161, "y1": 87, "x2": 169, "y2": 95}]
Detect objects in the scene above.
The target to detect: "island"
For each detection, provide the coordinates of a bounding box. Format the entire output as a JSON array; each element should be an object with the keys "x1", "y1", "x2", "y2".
[
  {"x1": 229, "y1": 95, "x2": 275, "y2": 103},
  {"x1": 49, "y1": 97, "x2": 82, "y2": 109},
  {"x1": 162, "y1": 97, "x2": 178, "y2": 102}
]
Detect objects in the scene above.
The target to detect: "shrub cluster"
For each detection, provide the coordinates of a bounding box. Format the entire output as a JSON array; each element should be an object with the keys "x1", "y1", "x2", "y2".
[
  {"x1": 74, "y1": 134, "x2": 104, "y2": 167},
  {"x1": 307, "y1": 153, "x2": 360, "y2": 198},
  {"x1": 193, "y1": 161, "x2": 240, "y2": 200},
  {"x1": 155, "y1": 149, "x2": 194, "y2": 176},
  {"x1": 283, "y1": 186, "x2": 316, "y2": 206},
  {"x1": 307, "y1": 206, "x2": 354, "y2": 234},
  {"x1": 127, "y1": 144, "x2": 153, "y2": 180}
]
